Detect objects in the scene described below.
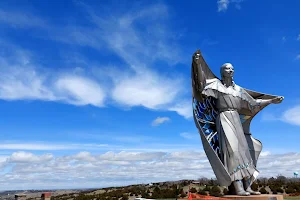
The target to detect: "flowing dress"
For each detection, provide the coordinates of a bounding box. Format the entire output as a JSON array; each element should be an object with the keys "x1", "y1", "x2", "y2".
[{"x1": 201, "y1": 78, "x2": 259, "y2": 182}]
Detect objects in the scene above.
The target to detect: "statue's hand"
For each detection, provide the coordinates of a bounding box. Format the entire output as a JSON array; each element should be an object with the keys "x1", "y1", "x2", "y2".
[
  {"x1": 271, "y1": 96, "x2": 284, "y2": 104},
  {"x1": 193, "y1": 51, "x2": 201, "y2": 62}
]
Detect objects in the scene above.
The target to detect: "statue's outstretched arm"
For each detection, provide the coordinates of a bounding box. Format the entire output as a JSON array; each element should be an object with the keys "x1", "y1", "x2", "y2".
[
  {"x1": 191, "y1": 50, "x2": 217, "y2": 102},
  {"x1": 192, "y1": 50, "x2": 206, "y2": 102},
  {"x1": 255, "y1": 96, "x2": 284, "y2": 107}
]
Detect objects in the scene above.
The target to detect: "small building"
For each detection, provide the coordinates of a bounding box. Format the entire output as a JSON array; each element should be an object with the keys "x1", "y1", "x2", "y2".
[
  {"x1": 41, "y1": 192, "x2": 51, "y2": 200},
  {"x1": 135, "y1": 198, "x2": 154, "y2": 200},
  {"x1": 15, "y1": 194, "x2": 26, "y2": 200}
]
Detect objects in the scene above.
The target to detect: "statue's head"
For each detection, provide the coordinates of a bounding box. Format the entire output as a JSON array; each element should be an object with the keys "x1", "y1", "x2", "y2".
[{"x1": 220, "y1": 63, "x2": 234, "y2": 79}]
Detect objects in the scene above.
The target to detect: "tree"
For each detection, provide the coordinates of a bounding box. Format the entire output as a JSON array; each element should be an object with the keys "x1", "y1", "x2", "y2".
[
  {"x1": 141, "y1": 192, "x2": 150, "y2": 199},
  {"x1": 258, "y1": 177, "x2": 268, "y2": 187},
  {"x1": 208, "y1": 179, "x2": 218, "y2": 186},
  {"x1": 153, "y1": 187, "x2": 160, "y2": 193},
  {"x1": 198, "y1": 178, "x2": 209, "y2": 186},
  {"x1": 183, "y1": 181, "x2": 189, "y2": 186},
  {"x1": 277, "y1": 175, "x2": 287, "y2": 185},
  {"x1": 268, "y1": 177, "x2": 276, "y2": 185}
]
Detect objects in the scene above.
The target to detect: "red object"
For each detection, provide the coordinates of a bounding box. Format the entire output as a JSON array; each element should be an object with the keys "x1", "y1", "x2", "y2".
[
  {"x1": 185, "y1": 193, "x2": 231, "y2": 200},
  {"x1": 41, "y1": 192, "x2": 51, "y2": 198}
]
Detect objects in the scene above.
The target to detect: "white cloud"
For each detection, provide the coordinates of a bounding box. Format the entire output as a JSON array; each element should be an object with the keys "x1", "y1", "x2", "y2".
[
  {"x1": 281, "y1": 106, "x2": 300, "y2": 126},
  {"x1": 168, "y1": 101, "x2": 193, "y2": 119},
  {"x1": 217, "y1": 0, "x2": 230, "y2": 12},
  {"x1": 260, "y1": 151, "x2": 271, "y2": 157},
  {"x1": 168, "y1": 151, "x2": 207, "y2": 161},
  {"x1": 79, "y1": 3, "x2": 185, "y2": 113},
  {"x1": 1, "y1": 150, "x2": 300, "y2": 190},
  {"x1": 112, "y1": 70, "x2": 182, "y2": 109},
  {"x1": 0, "y1": 3, "x2": 190, "y2": 118},
  {"x1": 151, "y1": 117, "x2": 170, "y2": 126},
  {"x1": 98, "y1": 151, "x2": 166, "y2": 161},
  {"x1": 1, "y1": 150, "x2": 212, "y2": 190},
  {"x1": 180, "y1": 132, "x2": 198, "y2": 139},
  {"x1": 0, "y1": 142, "x2": 109, "y2": 151},
  {"x1": 262, "y1": 105, "x2": 300, "y2": 126},
  {"x1": 71, "y1": 151, "x2": 97, "y2": 162},
  {"x1": 79, "y1": 3, "x2": 182, "y2": 67},
  {"x1": 0, "y1": 140, "x2": 205, "y2": 153},
  {"x1": 257, "y1": 152, "x2": 300, "y2": 176},
  {"x1": 55, "y1": 75, "x2": 105, "y2": 107},
  {"x1": 0, "y1": 9, "x2": 48, "y2": 29},
  {"x1": 0, "y1": 66, "x2": 55, "y2": 101},
  {"x1": 9, "y1": 151, "x2": 53, "y2": 163},
  {"x1": 0, "y1": 41, "x2": 107, "y2": 107},
  {"x1": 217, "y1": 0, "x2": 244, "y2": 12}
]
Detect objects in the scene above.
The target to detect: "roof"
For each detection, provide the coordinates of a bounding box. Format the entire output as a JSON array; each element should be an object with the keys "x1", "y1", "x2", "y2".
[{"x1": 41, "y1": 192, "x2": 51, "y2": 197}]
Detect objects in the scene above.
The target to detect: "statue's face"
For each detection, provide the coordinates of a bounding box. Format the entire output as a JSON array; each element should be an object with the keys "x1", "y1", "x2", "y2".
[{"x1": 222, "y1": 64, "x2": 234, "y2": 78}]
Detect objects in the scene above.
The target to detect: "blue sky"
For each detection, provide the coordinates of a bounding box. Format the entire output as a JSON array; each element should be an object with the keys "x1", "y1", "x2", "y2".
[{"x1": 0, "y1": 0, "x2": 300, "y2": 190}]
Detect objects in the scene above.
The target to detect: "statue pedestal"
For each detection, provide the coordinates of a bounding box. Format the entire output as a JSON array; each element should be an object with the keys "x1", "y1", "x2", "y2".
[{"x1": 223, "y1": 194, "x2": 283, "y2": 200}]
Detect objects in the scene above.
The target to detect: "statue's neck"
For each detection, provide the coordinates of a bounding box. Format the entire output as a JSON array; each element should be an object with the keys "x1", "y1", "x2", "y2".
[{"x1": 222, "y1": 77, "x2": 234, "y2": 87}]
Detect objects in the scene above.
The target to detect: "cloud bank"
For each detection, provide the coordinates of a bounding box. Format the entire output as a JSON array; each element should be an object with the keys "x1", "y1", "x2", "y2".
[{"x1": 0, "y1": 150, "x2": 299, "y2": 190}]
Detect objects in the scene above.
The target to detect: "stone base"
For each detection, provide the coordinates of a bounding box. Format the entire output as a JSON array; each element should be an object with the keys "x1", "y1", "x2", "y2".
[{"x1": 224, "y1": 194, "x2": 283, "y2": 200}]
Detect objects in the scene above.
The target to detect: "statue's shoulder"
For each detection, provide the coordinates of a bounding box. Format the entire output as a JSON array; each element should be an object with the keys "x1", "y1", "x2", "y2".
[
  {"x1": 204, "y1": 78, "x2": 224, "y2": 92},
  {"x1": 206, "y1": 78, "x2": 221, "y2": 86},
  {"x1": 234, "y1": 84, "x2": 242, "y2": 91},
  {"x1": 204, "y1": 78, "x2": 226, "y2": 93},
  {"x1": 234, "y1": 84, "x2": 249, "y2": 94}
]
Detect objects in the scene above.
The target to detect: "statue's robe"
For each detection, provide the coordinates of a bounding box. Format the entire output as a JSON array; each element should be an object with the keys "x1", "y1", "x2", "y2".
[{"x1": 191, "y1": 50, "x2": 276, "y2": 186}]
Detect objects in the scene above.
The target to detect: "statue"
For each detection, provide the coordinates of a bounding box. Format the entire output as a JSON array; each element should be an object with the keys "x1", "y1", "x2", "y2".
[{"x1": 191, "y1": 50, "x2": 283, "y2": 196}]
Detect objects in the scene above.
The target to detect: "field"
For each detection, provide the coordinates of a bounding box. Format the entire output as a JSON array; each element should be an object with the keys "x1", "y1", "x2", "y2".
[{"x1": 284, "y1": 197, "x2": 300, "y2": 200}]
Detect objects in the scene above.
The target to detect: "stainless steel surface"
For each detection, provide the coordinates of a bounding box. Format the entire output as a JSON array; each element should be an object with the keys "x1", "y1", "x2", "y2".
[{"x1": 191, "y1": 49, "x2": 283, "y2": 193}]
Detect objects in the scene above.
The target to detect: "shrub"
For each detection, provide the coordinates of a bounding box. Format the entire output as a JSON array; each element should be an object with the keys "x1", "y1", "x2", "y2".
[
  {"x1": 223, "y1": 188, "x2": 228, "y2": 195},
  {"x1": 285, "y1": 187, "x2": 295, "y2": 194},
  {"x1": 190, "y1": 187, "x2": 197, "y2": 193},
  {"x1": 251, "y1": 182, "x2": 259, "y2": 191},
  {"x1": 259, "y1": 187, "x2": 268, "y2": 194},
  {"x1": 203, "y1": 185, "x2": 211, "y2": 191},
  {"x1": 198, "y1": 189, "x2": 207, "y2": 195},
  {"x1": 180, "y1": 192, "x2": 187, "y2": 198},
  {"x1": 277, "y1": 187, "x2": 284, "y2": 193},
  {"x1": 121, "y1": 195, "x2": 128, "y2": 200},
  {"x1": 210, "y1": 186, "x2": 221, "y2": 197}
]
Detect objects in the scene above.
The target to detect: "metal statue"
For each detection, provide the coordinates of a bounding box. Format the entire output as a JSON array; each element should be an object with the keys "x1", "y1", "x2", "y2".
[{"x1": 191, "y1": 50, "x2": 283, "y2": 196}]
